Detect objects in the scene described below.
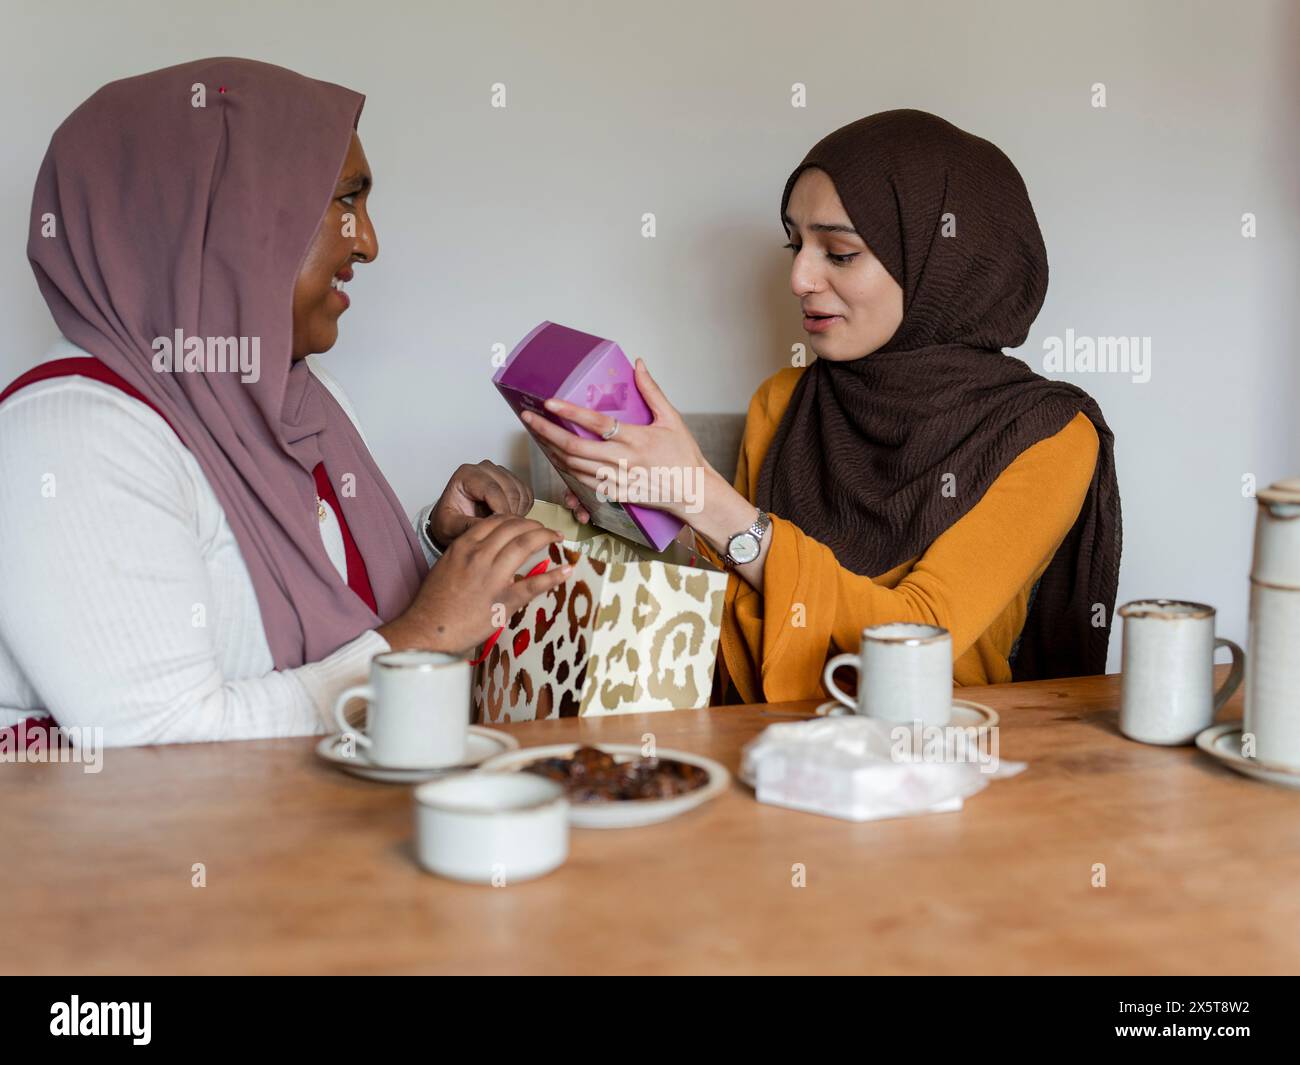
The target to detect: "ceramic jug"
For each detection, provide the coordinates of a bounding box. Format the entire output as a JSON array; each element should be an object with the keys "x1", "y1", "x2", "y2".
[{"x1": 1245, "y1": 477, "x2": 1300, "y2": 765}]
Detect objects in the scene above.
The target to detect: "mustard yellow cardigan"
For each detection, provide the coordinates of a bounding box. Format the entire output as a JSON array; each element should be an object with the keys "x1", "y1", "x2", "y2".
[{"x1": 702, "y1": 367, "x2": 1100, "y2": 704}]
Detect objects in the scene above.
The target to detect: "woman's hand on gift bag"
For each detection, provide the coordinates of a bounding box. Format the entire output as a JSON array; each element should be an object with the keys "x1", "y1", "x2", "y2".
[
  {"x1": 377, "y1": 516, "x2": 571, "y2": 657},
  {"x1": 561, "y1": 489, "x2": 591, "y2": 525},
  {"x1": 521, "y1": 359, "x2": 710, "y2": 522},
  {"x1": 427, "y1": 460, "x2": 534, "y2": 548}
]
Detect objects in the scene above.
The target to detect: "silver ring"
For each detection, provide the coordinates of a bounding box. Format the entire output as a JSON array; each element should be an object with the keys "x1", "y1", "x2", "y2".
[{"x1": 600, "y1": 419, "x2": 621, "y2": 441}]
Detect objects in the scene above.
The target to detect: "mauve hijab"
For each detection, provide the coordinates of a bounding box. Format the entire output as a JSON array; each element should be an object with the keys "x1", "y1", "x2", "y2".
[
  {"x1": 26, "y1": 57, "x2": 427, "y2": 668},
  {"x1": 756, "y1": 109, "x2": 1122, "y2": 680}
]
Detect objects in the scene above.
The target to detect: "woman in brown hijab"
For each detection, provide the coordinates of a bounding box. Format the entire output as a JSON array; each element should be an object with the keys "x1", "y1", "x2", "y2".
[{"x1": 527, "y1": 109, "x2": 1122, "y2": 702}]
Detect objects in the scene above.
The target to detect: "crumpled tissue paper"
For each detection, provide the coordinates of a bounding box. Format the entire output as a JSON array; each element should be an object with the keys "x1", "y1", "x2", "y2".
[{"x1": 741, "y1": 715, "x2": 1026, "y2": 822}]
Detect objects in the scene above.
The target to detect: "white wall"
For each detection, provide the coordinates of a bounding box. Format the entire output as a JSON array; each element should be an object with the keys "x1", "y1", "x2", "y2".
[{"x1": 5, "y1": 0, "x2": 1297, "y2": 671}]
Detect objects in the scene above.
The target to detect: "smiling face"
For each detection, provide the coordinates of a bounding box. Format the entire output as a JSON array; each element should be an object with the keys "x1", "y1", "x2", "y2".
[
  {"x1": 783, "y1": 167, "x2": 904, "y2": 361},
  {"x1": 291, "y1": 131, "x2": 378, "y2": 360}
]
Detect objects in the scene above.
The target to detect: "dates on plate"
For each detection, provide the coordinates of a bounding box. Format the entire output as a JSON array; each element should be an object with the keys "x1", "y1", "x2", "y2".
[{"x1": 522, "y1": 745, "x2": 709, "y2": 802}]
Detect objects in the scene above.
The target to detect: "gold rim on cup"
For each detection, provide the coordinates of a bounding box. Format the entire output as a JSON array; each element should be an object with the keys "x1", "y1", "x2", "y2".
[
  {"x1": 373, "y1": 650, "x2": 467, "y2": 672},
  {"x1": 860, "y1": 622, "x2": 950, "y2": 646},
  {"x1": 414, "y1": 772, "x2": 567, "y2": 815},
  {"x1": 1117, "y1": 598, "x2": 1216, "y2": 621}
]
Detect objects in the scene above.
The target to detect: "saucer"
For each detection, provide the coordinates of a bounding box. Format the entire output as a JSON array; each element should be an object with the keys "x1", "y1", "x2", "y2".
[
  {"x1": 315, "y1": 726, "x2": 519, "y2": 784},
  {"x1": 812, "y1": 698, "x2": 999, "y2": 728},
  {"x1": 1195, "y1": 723, "x2": 1300, "y2": 790}
]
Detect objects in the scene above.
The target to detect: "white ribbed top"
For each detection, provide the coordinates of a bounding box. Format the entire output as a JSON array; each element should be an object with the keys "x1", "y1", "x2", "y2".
[{"x1": 0, "y1": 337, "x2": 439, "y2": 747}]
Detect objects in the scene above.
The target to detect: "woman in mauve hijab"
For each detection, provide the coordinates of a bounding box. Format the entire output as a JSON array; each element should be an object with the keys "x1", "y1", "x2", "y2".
[
  {"x1": 532, "y1": 110, "x2": 1122, "y2": 703},
  {"x1": 0, "y1": 57, "x2": 569, "y2": 746}
]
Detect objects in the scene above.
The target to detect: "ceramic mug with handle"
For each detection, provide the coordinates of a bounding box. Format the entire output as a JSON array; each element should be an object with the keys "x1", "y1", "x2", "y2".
[
  {"x1": 333, "y1": 650, "x2": 470, "y2": 768},
  {"x1": 1118, "y1": 599, "x2": 1244, "y2": 746},
  {"x1": 822, "y1": 623, "x2": 954, "y2": 726}
]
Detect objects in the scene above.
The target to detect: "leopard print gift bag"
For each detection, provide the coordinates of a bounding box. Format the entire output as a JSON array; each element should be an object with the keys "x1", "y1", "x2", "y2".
[{"x1": 471, "y1": 502, "x2": 727, "y2": 722}]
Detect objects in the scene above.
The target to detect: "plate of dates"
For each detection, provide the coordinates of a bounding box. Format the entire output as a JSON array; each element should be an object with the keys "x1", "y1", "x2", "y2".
[{"x1": 478, "y1": 743, "x2": 730, "y2": 828}]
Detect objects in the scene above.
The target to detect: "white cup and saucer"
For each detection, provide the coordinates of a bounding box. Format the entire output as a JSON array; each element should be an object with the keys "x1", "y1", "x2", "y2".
[
  {"x1": 316, "y1": 650, "x2": 517, "y2": 783},
  {"x1": 819, "y1": 623, "x2": 999, "y2": 730}
]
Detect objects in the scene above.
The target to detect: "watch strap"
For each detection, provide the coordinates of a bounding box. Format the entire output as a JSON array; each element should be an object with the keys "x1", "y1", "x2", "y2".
[{"x1": 417, "y1": 502, "x2": 444, "y2": 563}]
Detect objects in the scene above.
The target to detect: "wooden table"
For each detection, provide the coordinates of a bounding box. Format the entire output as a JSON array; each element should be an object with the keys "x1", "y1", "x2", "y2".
[{"x1": 3, "y1": 668, "x2": 1296, "y2": 975}]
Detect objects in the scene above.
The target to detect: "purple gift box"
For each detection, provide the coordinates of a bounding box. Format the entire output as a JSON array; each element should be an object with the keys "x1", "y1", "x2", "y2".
[{"x1": 492, "y1": 321, "x2": 684, "y2": 552}]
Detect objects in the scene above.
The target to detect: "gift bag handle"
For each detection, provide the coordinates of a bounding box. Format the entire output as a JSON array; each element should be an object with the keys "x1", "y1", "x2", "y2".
[{"x1": 469, "y1": 557, "x2": 551, "y2": 666}]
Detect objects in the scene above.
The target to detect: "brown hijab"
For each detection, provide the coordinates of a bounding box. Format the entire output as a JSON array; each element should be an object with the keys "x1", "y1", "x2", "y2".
[
  {"x1": 26, "y1": 58, "x2": 427, "y2": 668},
  {"x1": 755, "y1": 110, "x2": 1122, "y2": 680}
]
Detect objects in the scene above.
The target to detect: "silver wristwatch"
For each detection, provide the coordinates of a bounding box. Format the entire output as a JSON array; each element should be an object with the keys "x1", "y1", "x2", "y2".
[
  {"x1": 723, "y1": 508, "x2": 771, "y2": 567},
  {"x1": 417, "y1": 502, "x2": 444, "y2": 562}
]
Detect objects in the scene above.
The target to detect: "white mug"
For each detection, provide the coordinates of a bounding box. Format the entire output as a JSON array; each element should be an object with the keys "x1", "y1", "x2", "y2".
[
  {"x1": 333, "y1": 651, "x2": 470, "y2": 768},
  {"x1": 414, "y1": 772, "x2": 569, "y2": 884},
  {"x1": 823, "y1": 623, "x2": 954, "y2": 726},
  {"x1": 1118, "y1": 599, "x2": 1244, "y2": 746}
]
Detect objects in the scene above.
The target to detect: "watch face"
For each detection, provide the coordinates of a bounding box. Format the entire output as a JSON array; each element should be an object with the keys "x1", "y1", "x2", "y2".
[{"x1": 728, "y1": 531, "x2": 760, "y2": 565}]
